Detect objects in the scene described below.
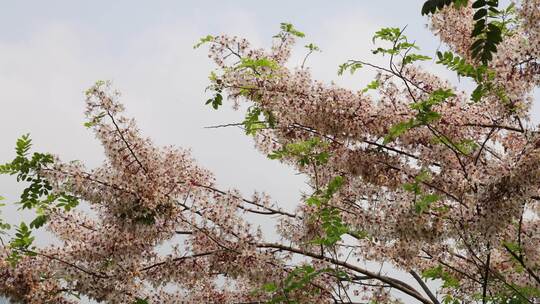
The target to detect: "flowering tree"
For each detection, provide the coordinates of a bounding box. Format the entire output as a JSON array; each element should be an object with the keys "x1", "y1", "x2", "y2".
[{"x1": 0, "y1": 1, "x2": 539, "y2": 303}]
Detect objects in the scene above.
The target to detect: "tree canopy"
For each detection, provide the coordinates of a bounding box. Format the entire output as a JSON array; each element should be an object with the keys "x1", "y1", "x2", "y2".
[{"x1": 0, "y1": 1, "x2": 539, "y2": 303}]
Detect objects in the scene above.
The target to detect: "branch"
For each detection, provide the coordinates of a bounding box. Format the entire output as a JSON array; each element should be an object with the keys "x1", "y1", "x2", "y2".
[
  {"x1": 26, "y1": 250, "x2": 110, "y2": 279},
  {"x1": 482, "y1": 250, "x2": 491, "y2": 304},
  {"x1": 191, "y1": 182, "x2": 297, "y2": 218},
  {"x1": 105, "y1": 108, "x2": 148, "y2": 174},
  {"x1": 463, "y1": 123, "x2": 524, "y2": 133},
  {"x1": 503, "y1": 244, "x2": 540, "y2": 285},
  {"x1": 410, "y1": 270, "x2": 440, "y2": 304},
  {"x1": 256, "y1": 242, "x2": 435, "y2": 304},
  {"x1": 140, "y1": 250, "x2": 219, "y2": 272}
]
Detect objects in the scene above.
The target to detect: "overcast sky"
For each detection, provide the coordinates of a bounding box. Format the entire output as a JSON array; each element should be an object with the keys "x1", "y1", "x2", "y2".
[{"x1": 0, "y1": 1, "x2": 538, "y2": 303}]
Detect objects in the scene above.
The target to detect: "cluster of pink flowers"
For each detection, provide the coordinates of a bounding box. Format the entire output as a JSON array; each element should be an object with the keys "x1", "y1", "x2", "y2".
[
  {"x1": 204, "y1": 0, "x2": 540, "y2": 302},
  {"x1": 0, "y1": 1, "x2": 539, "y2": 303}
]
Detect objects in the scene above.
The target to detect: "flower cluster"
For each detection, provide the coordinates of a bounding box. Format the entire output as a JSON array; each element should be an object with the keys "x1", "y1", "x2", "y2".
[{"x1": 1, "y1": 1, "x2": 539, "y2": 303}]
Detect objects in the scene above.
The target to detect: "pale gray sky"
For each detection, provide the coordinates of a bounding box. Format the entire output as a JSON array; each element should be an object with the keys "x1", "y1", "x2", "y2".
[{"x1": 0, "y1": 1, "x2": 538, "y2": 303}]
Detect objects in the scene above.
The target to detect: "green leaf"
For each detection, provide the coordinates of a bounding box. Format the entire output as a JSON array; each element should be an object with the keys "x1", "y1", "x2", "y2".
[
  {"x1": 384, "y1": 89, "x2": 454, "y2": 144},
  {"x1": 205, "y1": 93, "x2": 223, "y2": 110},
  {"x1": 306, "y1": 196, "x2": 321, "y2": 207},
  {"x1": 15, "y1": 134, "x2": 32, "y2": 158},
  {"x1": 8, "y1": 222, "x2": 36, "y2": 264},
  {"x1": 264, "y1": 265, "x2": 332, "y2": 303},
  {"x1": 83, "y1": 112, "x2": 106, "y2": 128},
  {"x1": 361, "y1": 80, "x2": 380, "y2": 93},
  {"x1": 279, "y1": 23, "x2": 305, "y2": 38},
  {"x1": 455, "y1": 139, "x2": 479, "y2": 155},
  {"x1": 422, "y1": 0, "x2": 469, "y2": 15},
  {"x1": 268, "y1": 138, "x2": 328, "y2": 166},
  {"x1": 383, "y1": 119, "x2": 416, "y2": 144},
  {"x1": 454, "y1": 0, "x2": 469, "y2": 8},
  {"x1": 473, "y1": 8, "x2": 488, "y2": 20},
  {"x1": 403, "y1": 182, "x2": 420, "y2": 194},
  {"x1": 305, "y1": 177, "x2": 349, "y2": 246},
  {"x1": 56, "y1": 194, "x2": 80, "y2": 212},
  {"x1": 237, "y1": 58, "x2": 279, "y2": 71},
  {"x1": 325, "y1": 176, "x2": 344, "y2": 198},
  {"x1": 193, "y1": 35, "x2": 214, "y2": 49},
  {"x1": 403, "y1": 54, "x2": 432, "y2": 65},
  {"x1": 338, "y1": 61, "x2": 363, "y2": 76},
  {"x1": 411, "y1": 89, "x2": 453, "y2": 117},
  {"x1": 415, "y1": 169, "x2": 431, "y2": 183},
  {"x1": 1, "y1": 135, "x2": 83, "y2": 256},
  {"x1": 243, "y1": 107, "x2": 265, "y2": 135},
  {"x1": 29, "y1": 214, "x2": 48, "y2": 229},
  {"x1": 469, "y1": 0, "x2": 503, "y2": 64},
  {"x1": 263, "y1": 282, "x2": 278, "y2": 292},
  {"x1": 435, "y1": 50, "x2": 506, "y2": 102},
  {"x1": 312, "y1": 207, "x2": 349, "y2": 246},
  {"x1": 419, "y1": 111, "x2": 442, "y2": 124},
  {"x1": 422, "y1": 265, "x2": 460, "y2": 288},
  {"x1": 304, "y1": 43, "x2": 320, "y2": 52},
  {"x1": 436, "y1": 51, "x2": 492, "y2": 83},
  {"x1": 314, "y1": 151, "x2": 329, "y2": 165},
  {"x1": 403, "y1": 170, "x2": 441, "y2": 214},
  {"x1": 267, "y1": 151, "x2": 284, "y2": 160},
  {"x1": 415, "y1": 194, "x2": 440, "y2": 213},
  {"x1": 421, "y1": 0, "x2": 437, "y2": 15},
  {"x1": 471, "y1": 84, "x2": 486, "y2": 102},
  {"x1": 472, "y1": 0, "x2": 486, "y2": 8},
  {"x1": 370, "y1": 27, "x2": 422, "y2": 58},
  {"x1": 372, "y1": 27, "x2": 402, "y2": 43},
  {"x1": 0, "y1": 197, "x2": 10, "y2": 232},
  {"x1": 503, "y1": 241, "x2": 522, "y2": 255}
]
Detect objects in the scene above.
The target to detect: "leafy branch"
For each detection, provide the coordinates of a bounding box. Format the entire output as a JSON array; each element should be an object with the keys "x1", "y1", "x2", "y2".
[
  {"x1": 0, "y1": 134, "x2": 80, "y2": 264},
  {"x1": 262, "y1": 265, "x2": 332, "y2": 303},
  {"x1": 339, "y1": 27, "x2": 431, "y2": 76},
  {"x1": 470, "y1": 0, "x2": 503, "y2": 64},
  {"x1": 384, "y1": 89, "x2": 456, "y2": 144},
  {"x1": 421, "y1": 0, "x2": 469, "y2": 15},
  {"x1": 268, "y1": 137, "x2": 329, "y2": 167},
  {"x1": 422, "y1": 0, "x2": 505, "y2": 64},
  {"x1": 403, "y1": 170, "x2": 441, "y2": 214}
]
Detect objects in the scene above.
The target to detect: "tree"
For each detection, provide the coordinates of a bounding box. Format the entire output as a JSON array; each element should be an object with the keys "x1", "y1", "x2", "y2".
[{"x1": 0, "y1": 1, "x2": 539, "y2": 303}]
